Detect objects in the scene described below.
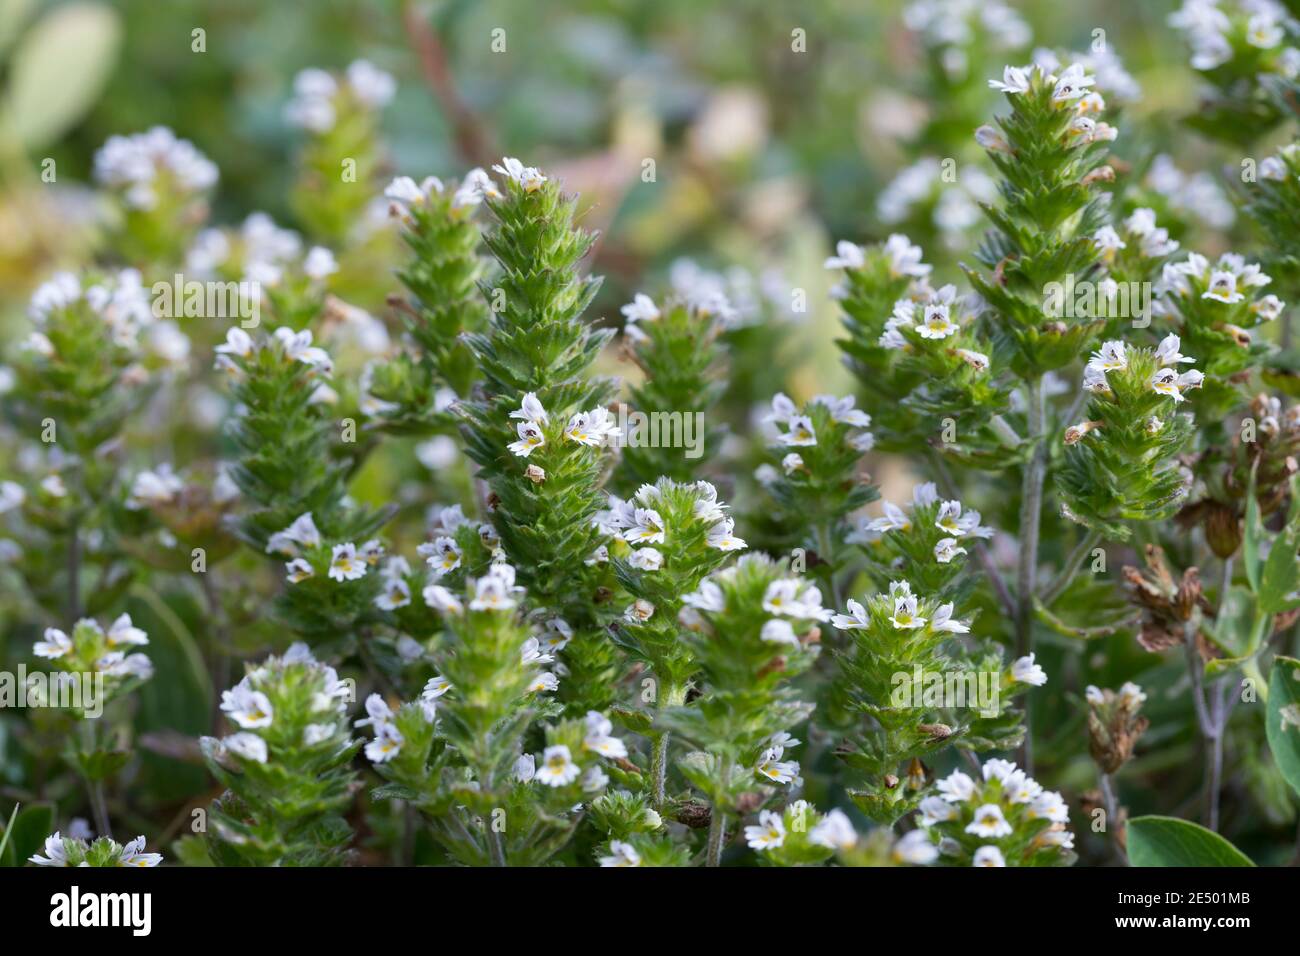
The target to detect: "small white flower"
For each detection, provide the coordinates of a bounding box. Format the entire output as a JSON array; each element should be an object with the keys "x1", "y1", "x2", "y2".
[
  {"x1": 1028, "y1": 790, "x2": 1070, "y2": 823},
  {"x1": 1203, "y1": 270, "x2": 1243, "y2": 303},
  {"x1": 1090, "y1": 340, "x2": 1127, "y2": 371},
  {"x1": 365, "y1": 722, "x2": 404, "y2": 763},
  {"x1": 510, "y1": 392, "x2": 549, "y2": 425},
  {"x1": 706, "y1": 518, "x2": 747, "y2": 551},
  {"x1": 1051, "y1": 63, "x2": 1095, "y2": 102},
  {"x1": 989, "y1": 65, "x2": 1031, "y2": 94},
  {"x1": 225, "y1": 732, "x2": 269, "y2": 764},
  {"x1": 937, "y1": 770, "x2": 976, "y2": 803},
  {"x1": 883, "y1": 234, "x2": 931, "y2": 278},
  {"x1": 34, "y1": 628, "x2": 73, "y2": 659},
  {"x1": 761, "y1": 619, "x2": 801, "y2": 647},
  {"x1": 302, "y1": 246, "x2": 338, "y2": 280},
  {"x1": 328, "y1": 543, "x2": 368, "y2": 582},
  {"x1": 777, "y1": 414, "x2": 817, "y2": 447},
  {"x1": 973, "y1": 845, "x2": 1006, "y2": 867},
  {"x1": 620, "y1": 293, "x2": 660, "y2": 324},
  {"x1": 29, "y1": 833, "x2": 72, "y2": 867},
  {"x1": 824, "y1": 241, "x2": 866, "y2": 271},
  {"x1": 266, "y1": 512, "x2": 323, "y2": 556},
  {"x1": 744, "y1": 809, "x2": 786, "y2": 849},
  {"x1": 809, "y1": 809, "x2": 859, "y2": 850},
  {"x1": 919, "y1": 796, "x2": 957, "y2": 825},
  {"x1": 892, "y1": 829, "x2": 939, "y2": 865},
  {"x1": 221, "y1": 684, "x2": 274, "y2": 729},
  {"x1": 507, "y1": 420, "x2": 545, "y2": 457},
  {"x1": 376, "y1": 577, "x2": 411, "y2": 610},
  {"x1": 583, "y1": 711, "x2": 628, "y2": 758},
  {"x1": 599, "y1": 840, "x2": 642, "y2": 867},
  {"x1": 564, "y1": 407, "x2": 621, "y2": 446},
  {"x1": 629, "y1": 547, "x2": 664, "y2": 571},
  {"x1": 514, "y1": 753, "x2": 536, "y2": 783},
  {"x1": 536, "y1": 744, "x2": 581, "y2": 786},
  {"x1": 1010, "y1": 653, "x2": 1048, "y2": 686},
  {"x1": 755, "y1": 745, "x2": 798, "y2": 784},
  {"x1": 934, "y1": 538, "x2": 967, "y2": 564},
  {"x1": 966, "y1": 804, "x2": 1014, "y2": 838},
  {"x1": 930, "y1": 603, "x2": 970, "y2": 634},
  {"x1": 832, "y1": 598, "x2": 870, "y2": 631},
  {"x1": 890, "y1": 592, "x2": 926, "y2": 630},
  {"x1": 493, "y1": 156, "x2": 547, "y2": 192},
  {"x1": 285, "y1": 558, "x2": 314, "y2": 583}
]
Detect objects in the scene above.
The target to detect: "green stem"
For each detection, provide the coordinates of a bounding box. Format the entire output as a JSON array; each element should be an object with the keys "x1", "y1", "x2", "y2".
[
  {"x1": 705, "y1": 757, "x2": 732, "y2": 867},
  {"x1": 1040, "y1": 529, "x2": 1102, "y2": 606},
  {"x1": 1016, "y1": 376, "x2": 1047, "y2": 773},
  {"x1": 651, "y1": 731, "x2": 671, "y2": 811}
]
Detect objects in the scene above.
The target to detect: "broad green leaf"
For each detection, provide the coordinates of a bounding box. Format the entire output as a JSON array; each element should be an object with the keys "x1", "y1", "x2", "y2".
[
  {"x1": 1127, "y1": 815, "x2": 1254, "y2": 867},
  {"x1": 1258, "y1": 523, "x2": 1300, "y2": 613},
  {"x1": 1266, "y1": 656, "x2": 1300, "y2": 798},
  {"x1": 3, "y1": 3, "x2": 121, "y2": 149}
]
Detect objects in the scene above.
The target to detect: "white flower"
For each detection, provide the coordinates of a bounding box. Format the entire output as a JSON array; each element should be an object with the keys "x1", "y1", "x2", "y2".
[
  {"x1": 1089, "y1": 340, "x2": 1127, "y2": 371},
  {"x1": 832, "y1": 598, "x2": 870, "y2": 631},
  {"x1": 507, "y1": 420, "x2": 545, "y2": 457},
  {"x1": 975, "y1": 124, "x2": 1012, "y2": 153},
  {"x1": 527, "y1": 672, "x2": 560, "y2": 693},
  {"x1": 629, "y1": 547, "x2": 664, "y2": 571},
  {"x1": 126, "y1": 464, "x2": 184, "y2": 509},
  {"x1": 1051, "y1": 63, "x2": 1095, "y2": 102},
  {"x1": 777, "y1": 414, "x2": 817, "y2": 446},
  {"x1": 493, "y1": 156, "x2": 547, "y2": 192},
  {"x1": 225, "y1": 732, "x2": 269, "y2": 764},
  {"x1": 919, "y1": 796, "x2": 957, "y2": 825},
  {"x1": 1028, "y1": 790, "x2": 1070, "y2": 823},
  {"x1": 934, "y1": 538, "x2": 968, "y2": 563},
  {"x1": 1093, "y1": 225, "x2": 1126, "y2": 255},
  {"x1": 809, "y1": 808, "x2": 858, "y2": 850},
  {"x1": 931, "y1": 603, "x2": 970, "y2": 634},
  {"x1": 781, "y1": 452, "x2": 804, "y2": 474},
  {"x1": 868, "y1": 500, "x2": 912, "y2": 533},
  {"x1": 892, "y1": 829, "x2": 939, "y2": 865},
  {"x1": 346, "y1": 59, "x2": 396, "y2": 107},
  {"x1": 41, "y1": 474, "x2": 67, "y2": 498},
  {"x1": 883, "y1": 234, "x2": 932, "y2": 277},
  {"x1": 355, "y1": 693, "x2": 395, "y2": 729},
  {"x1": 1203, "y1": 270, "x2": 1243, "y2": 303},
  {"x1": 762, "y1": 579, "x2": 802, "y2": 615},
  {"x1": 419, "y1": 536, "x2": 463, "y2": 576},
  {"x1": 744, "y1": 809, "x2": 786, "y2": 849},
  {"x1": 812, "y1": 393, "x2": 872, "y2": 427},
  {"x1": 890, "y1": 592, "x2": 926, "y2": 629},
  {"x1": 917, "y1": 286, "x2": 960, "y2": 339},
  {"x1": 684, "y1": 580, "x2": 726, "y2": 612},
  {"x1": 328, "y1": 543, "x2": 368, "y2": 582},
  {"x1": 989, "y1": 65, "x2": 1031, "y2": 94},
  {"x1": 624, "y1": 507, "x2": 665, "y2": 544},
  {"x1": 365, "y1": 722, "x2": 404, "y2": 763},
  {"x1": 935, "y1": 500, "x2": 992, "y2": 538},
  {"x1": 755, "y1": 745, "x2": 798, "y2": 783},
  {"x1": 29, "y1": 833, "x2": 72, "y2": 866},
  {"x1": 1119, "y1": 681, "x2": 1147, "y2": 708},
  {"x1": 824, "y1": 240, "x2": 866, "y2": 271},
  {"x1": 1154, "y1": 333, "x2": 1193, "y2": 366},
  {"x1": 956, "y1": 348, "x2": 990, "y2": 371},
  {"x1": 0, "y1": 481, "x2": 25, "y2": 513},
  {"x1": 973, "y1": 845, "x2": 1006, "y2": 867},
  {"x1": 599, "y1": 840, "x2": 642, "y2": 867},
  {"x1": 966, "y1": 803, "x2": 1014, "y2": 838},
  {"x1": 937, "y1": 770, "x2": 976, "y2": 803},
  {"x1": 621, "y1": 293, "x2": 661, "y2": 324},
  {"x1": 273, "y1": 327, "x2": 333, "y2": 373},
  {"x1": 564, "y1": 407, "x2": 621, "y2": 446},
  {"x1": 1010, "y1": 653, "x2": 1048, "y2": 686},
  {"x1": 1149, "y1": 367, "x2": 1185, "y2": 401},
  {"x1": 376, "y1": 577, "x2": 412, "y2": 610},
  {"x1": 285, "y1": 558, "x2": 314, "y2": 583},
  {"x1": 583, "y1": 711, "x2": 628, "y2": 758},
  {"x1": 536, "y1": 744, "x2": 581, "y2": 786},
  {"x1": 510, "y1": 392, "x2": 549, "y2": 425},
  {"x1": 423, "y1": 675, "x2": 452, "y2": 700},
  {"x1": 514, "y1": 753, "x2": 536, "y2": 783},
  {"x1": 34, "y1": 628, "x2": 73, "y2": 659},
  {"x1": 706, "y1": 518, "x2": 747, "y2": 551},
  {"x1": 221, "y1": 684, "x2": 274, "y2": 729},
  {"x1": 761, "y1": 619, "x2": 801, "y2": 647}
]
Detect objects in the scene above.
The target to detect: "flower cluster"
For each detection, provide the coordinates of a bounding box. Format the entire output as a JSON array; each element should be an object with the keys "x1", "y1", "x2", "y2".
[
  {"x1": 1059, "y1": 338, "x2": 1200, "y2": 538},
  {"x1": 917, "y1": 759, "x2": 1074, "y2": 866},
  {"x1": 848, "y1": 482, "x2": 991, "y2": 593},
  {"x1": 31, "y1": 615, "x2": 153, "y2": 710},
  {"x1": 30, "y1": 832, "x2": 162, "y2": 868},
  {"x1": 201, "y1": 644, "x2": 359, "y2": 866},
  {"x1": 831, "y1": 580, "x2": 1040, "y2": 823}
]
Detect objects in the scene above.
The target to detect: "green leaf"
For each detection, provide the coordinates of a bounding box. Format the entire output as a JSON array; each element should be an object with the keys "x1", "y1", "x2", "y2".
[
  {"x1": 3, "y1": 2, "x2": 121, "y2": 149},
  {"x1": 0, "y1": 802, "x2": 54, "y2": 867},
  {"x1": 1126, "y1": 816, "x2": 1254, "y2": 867},
  {"x1": 1258, "y1": 523, "x2": 1300, "y2": 613},
  {"x1": 1266, "y1": 656, "x2": 1300, "y2": 798}
]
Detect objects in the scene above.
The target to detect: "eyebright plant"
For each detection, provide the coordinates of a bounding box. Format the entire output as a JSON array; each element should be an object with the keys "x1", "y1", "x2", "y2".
[{"x1": 9, "y1": 8, "x2": 1300, "y2": 874}]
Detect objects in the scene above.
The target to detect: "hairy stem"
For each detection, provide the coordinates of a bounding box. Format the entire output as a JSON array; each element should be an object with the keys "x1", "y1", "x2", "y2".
[
  {"x1": 66, "y1": 517, "x2": 82, "y2": 624},
  {"x1": 705, "y1": 757, "x2": 732, "y2": 867},
  {"x1": 650, "y1": 730, "x2": 670, "y2": 811},
  {"x1": 1099, "y1": 772, "x2": 1128, "y2": 865}
]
